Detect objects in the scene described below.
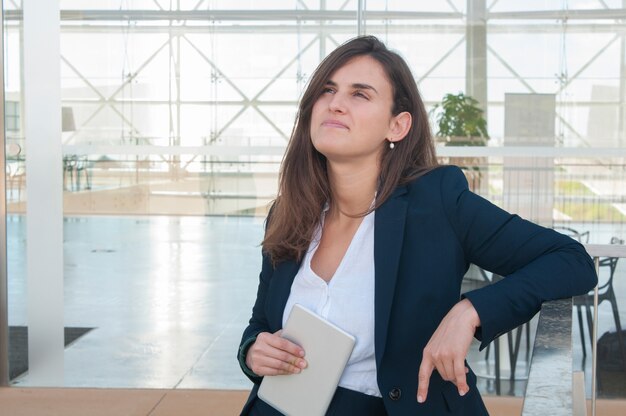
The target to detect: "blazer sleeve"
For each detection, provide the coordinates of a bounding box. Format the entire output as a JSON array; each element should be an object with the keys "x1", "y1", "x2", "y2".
[
  {"x1": 237, "y1": 249, "x2": 273, "y2": 384},
  {"x1": 439, "y1": 166, "x2": 597, "y2": 350}
]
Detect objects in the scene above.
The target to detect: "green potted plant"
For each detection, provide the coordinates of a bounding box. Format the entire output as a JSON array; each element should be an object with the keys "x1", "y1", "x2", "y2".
[
  {"x1": 430, "y1": 92, "x2": 489, "y2": 190},
  {"x1": 431, "y1": 92, "x2": 489, "y2": 145}
]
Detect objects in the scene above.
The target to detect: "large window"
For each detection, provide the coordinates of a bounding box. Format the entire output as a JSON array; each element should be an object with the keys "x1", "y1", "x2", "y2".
[{"x1": 2, "y1": 1, "x2": 625, "y2": 399}]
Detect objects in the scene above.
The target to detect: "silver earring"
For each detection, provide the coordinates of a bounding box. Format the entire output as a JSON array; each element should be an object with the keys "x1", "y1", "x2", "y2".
[{"x1": 389, "y1": 141, "x2": 395, "y2": 149}]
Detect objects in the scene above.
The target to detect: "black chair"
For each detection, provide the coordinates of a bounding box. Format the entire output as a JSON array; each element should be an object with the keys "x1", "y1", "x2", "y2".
[
  {"x1": 574, "y1": 237, "x2": 624, "y2": 365},
  {"x1": 483, "y1": 273, "x2": 531, "y2": 395}
]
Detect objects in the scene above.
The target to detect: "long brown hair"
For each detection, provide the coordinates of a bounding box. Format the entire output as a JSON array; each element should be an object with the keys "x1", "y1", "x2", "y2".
[{"x1": 263, "y1": 36, "x2": 438, "y2": 265}]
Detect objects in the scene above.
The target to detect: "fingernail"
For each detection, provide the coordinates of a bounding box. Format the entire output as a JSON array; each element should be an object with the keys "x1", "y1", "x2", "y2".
[
  {"x1": 417, "y1": 395, "x2": 424, "y2": 403},
  {"x1": 459, "y1": 388, "x2": 467, "y2": 396},
  {"x1": 299, "y1": 360, "x2": 307, "y2": 368}
]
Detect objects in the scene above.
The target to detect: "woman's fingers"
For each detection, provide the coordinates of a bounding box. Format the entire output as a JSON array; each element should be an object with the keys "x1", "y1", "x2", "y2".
[
  {"x1": 416, "y1": 299, "x2": 481, "y2": 402},
  {"x1": 441, "y1": 358, "x2": 455, "y2": 382},
  {"x1": 263, "y1": 331, "x2": 306, "y2": 359},
  {"x1": 454, "y1": 359, "x2": 469, "y2": 396},
  {"x1": 417, "y1": 357, "x2": 434, "y2": 403},
  {"x1": 246, "y1": 330, "x2": 308, "y2": 377},
  {"x1": 262, "y1": 342, "x2": 307, "y2": 369},
  {"x1": 254, "y1": 356, "x2": 304, "y2": 375}
]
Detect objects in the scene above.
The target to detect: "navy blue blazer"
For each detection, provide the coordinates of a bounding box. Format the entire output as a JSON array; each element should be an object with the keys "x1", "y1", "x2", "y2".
[{"x1": 238, "y1": 165, "x2": 597, "y2": 415}]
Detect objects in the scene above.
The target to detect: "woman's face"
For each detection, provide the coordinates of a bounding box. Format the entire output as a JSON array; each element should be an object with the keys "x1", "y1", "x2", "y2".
[{"x1": 310, "y1": 55, "x2": 403, "y2": 166}]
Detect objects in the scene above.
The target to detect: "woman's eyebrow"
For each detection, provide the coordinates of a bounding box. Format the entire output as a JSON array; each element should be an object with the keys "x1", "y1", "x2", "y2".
[
  {"x1": 325, "y1": 80, "x2": 379, "y2": 95},
  {"x1": 352, "y1": 83, "x2": 378, "y2": 95}
]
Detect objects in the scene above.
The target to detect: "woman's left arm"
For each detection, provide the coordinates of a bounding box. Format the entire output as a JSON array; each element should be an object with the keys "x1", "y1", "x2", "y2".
[
  {"x1": 417, "y1": 166, "x2": 597, "y2": 403},
  {"x1": 440, "y1": 166, "x2": 596, "y2": 347}
]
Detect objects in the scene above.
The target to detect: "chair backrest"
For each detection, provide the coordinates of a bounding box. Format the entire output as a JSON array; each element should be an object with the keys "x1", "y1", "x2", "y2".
[{"x1": 597, "y1": 236, "x2": 624, "y2": 291}]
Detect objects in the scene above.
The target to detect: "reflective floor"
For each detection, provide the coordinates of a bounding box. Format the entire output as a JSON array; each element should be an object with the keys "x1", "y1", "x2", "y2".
[
  {"x1": 5, "y1": 215, "x2": 626, "y2": 399},
  {"x1": 8, "y1": 215, "x2": 265, "y2": 390}
]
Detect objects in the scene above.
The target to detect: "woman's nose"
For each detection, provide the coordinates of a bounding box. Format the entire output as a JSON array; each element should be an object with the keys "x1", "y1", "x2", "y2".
[{"x1": 328, "y1": 93, "x2": 347, "y2": 113}]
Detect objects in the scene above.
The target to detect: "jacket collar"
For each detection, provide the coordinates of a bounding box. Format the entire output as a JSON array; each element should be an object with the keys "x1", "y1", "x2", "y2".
[
  {"x1": 266, "y1": 259, "x2": 301, "y2": 332},
  {"x1": 373, "y1": 185, "x2": 408, "y2": 363}
]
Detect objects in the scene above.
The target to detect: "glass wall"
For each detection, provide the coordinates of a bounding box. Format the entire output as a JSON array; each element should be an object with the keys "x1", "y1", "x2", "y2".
[
  {"x1": 4, "y1": 1, "x2": 624, "y2": 221},
  {"x1": 3, "y1": 0, "x2": 625, "y2": 400}
]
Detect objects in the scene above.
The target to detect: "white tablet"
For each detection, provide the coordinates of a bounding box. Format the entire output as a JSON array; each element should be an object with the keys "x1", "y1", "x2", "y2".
[{"x1": 257, "y1": 304, "x2": 356, "y2": 416}]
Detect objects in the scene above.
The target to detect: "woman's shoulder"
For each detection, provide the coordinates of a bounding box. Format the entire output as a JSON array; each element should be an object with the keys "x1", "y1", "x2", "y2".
[{"x1": 404, "y1": 165, "x2": 467, "y2": 191}]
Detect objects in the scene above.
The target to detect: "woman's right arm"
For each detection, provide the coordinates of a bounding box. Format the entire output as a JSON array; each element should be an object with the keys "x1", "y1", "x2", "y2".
[{"x1": 237, "y1": 251, "x2": 307, "y2": 383}]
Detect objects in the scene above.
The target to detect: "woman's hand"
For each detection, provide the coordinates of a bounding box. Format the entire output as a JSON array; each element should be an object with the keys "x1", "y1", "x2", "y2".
[
  {"x1": 245, "y1": 330, "x2": 308, "y2": 376},
  {"x1": 417, "y1": 299, "x2": 481, "y2": 403}
]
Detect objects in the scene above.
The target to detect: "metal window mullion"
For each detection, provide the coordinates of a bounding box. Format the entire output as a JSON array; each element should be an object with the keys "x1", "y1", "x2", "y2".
[
  {"x1": 357, "y1": 0, "x2": 366, "y2": 36},
  {"x1": 591, "y1": 256, "x2": 600, "y2": 416},
  {"x1": 617, "y1": 0, "x2": 626, "y2": 147},
  {"x1": 0, "y1": 2, "x2": 9, "y2": 388}
]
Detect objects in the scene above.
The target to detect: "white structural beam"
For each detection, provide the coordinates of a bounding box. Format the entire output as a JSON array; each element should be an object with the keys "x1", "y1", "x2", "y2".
[
  {"x1": 357, "y1": 0, "x2": 365, "y2": 36},
  {"x1": 617, "y1": 0, "x2": 626, "y2": 147},
  {"x1": 0, "y1": 3, "x2": 9, "y2": 388},
  {"x1": 5, "y1": 22, "x2": 626, "y2": 35},
  {"x1": 466, "y1": 0, "x2": 488, "y2": 112},
  {"x1": 60, "y1": 144, "x2": 626, "y2": 158},
  {"x1": 6, "y1": 9, "x2": 464, "y2": 21},
  {"x1": 7, "y1": 8, "x2": 626, "y2": 21},
  {"x1": 24, "y1": 0, "x2": 64, "y2": 385},
  {"x1": 5, "y1": 8, "x2": 625, "y2": 22},
  {"x1": 488, "y1": 8, "x2": 626, "y2": 20}
]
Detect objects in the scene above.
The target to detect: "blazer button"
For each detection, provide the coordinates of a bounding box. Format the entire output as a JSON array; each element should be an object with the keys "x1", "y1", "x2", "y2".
[{"x1": 389, "y1": 387, "x2": 401, "y2": 401}]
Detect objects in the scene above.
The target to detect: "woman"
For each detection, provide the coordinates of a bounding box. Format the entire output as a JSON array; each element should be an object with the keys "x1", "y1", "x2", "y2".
[{"x1": 237, "y1": 36, "x2": 596, "y2": 415}]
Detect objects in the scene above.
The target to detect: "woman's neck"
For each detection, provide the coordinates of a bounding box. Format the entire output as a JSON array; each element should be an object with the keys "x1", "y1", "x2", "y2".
[{"x1": 327, "y1": 161, "x2": 379, "y2": 218}]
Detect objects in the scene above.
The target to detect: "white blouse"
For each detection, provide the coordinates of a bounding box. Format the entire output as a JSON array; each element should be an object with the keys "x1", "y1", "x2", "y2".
[{"x1": 282, "y1": 208, "x2": 380, "y2": 397}]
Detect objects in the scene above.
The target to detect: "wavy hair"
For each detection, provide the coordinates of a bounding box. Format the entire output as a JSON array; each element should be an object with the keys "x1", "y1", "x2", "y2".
[{"x1": 263, "y1": 36, "x2": 438, "y2": 265}]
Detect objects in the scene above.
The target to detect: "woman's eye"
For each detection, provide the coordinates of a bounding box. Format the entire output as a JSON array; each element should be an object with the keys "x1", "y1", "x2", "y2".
[
  {"x1": 354, "y1": 91, "x2": 368, "y2": 99},
  {"x1": 322, "y1": 87, "x2": 335, "y2": 94}
]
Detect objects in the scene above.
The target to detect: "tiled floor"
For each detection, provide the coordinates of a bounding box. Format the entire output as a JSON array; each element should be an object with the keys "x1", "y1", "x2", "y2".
[
  {"x1": 0, "y1": 388, "x2": 251, "y2": 416},
  {"x1": 5, "y1": 215, "x2": 626, "y2": 401}
]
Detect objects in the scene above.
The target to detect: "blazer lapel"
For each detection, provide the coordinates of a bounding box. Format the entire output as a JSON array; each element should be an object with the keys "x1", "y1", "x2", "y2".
[
  {"x1": 374, "y1": 186, "x2": 408, "y2": 364},
  {"x1": 265, "y1": 259, "x2": 301, "y2": 330}
]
